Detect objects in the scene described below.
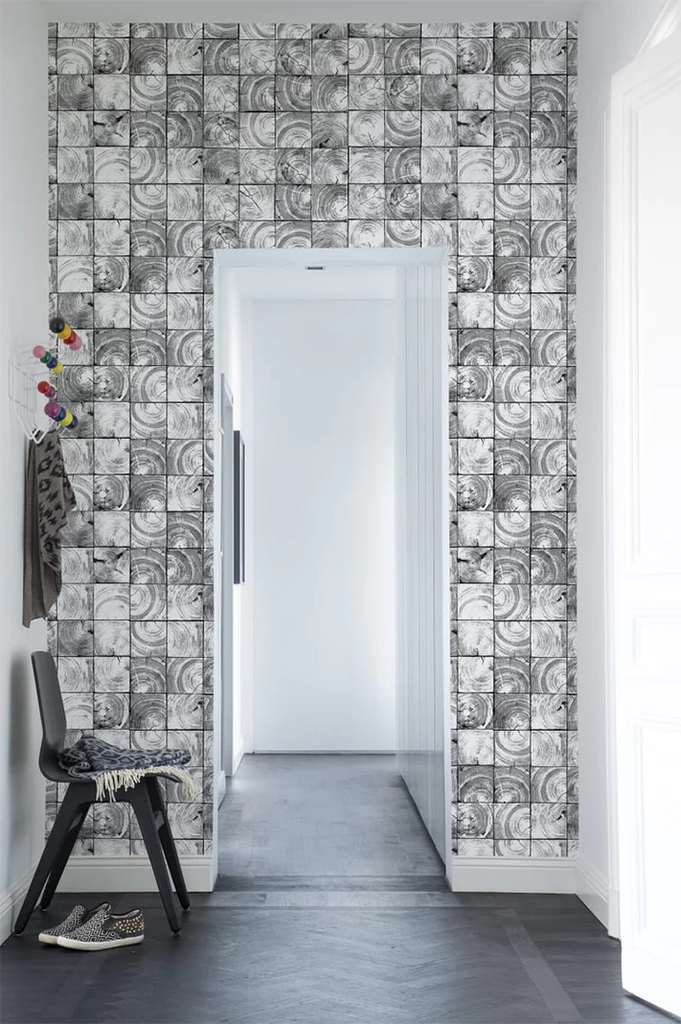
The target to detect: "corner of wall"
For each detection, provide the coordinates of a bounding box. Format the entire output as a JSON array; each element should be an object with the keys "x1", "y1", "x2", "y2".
[
  {"x1": 0, "y1": 0, "x2": 49, "y2": 944},
  {"x1": 575, "y1": 857, "x2": 611, "y2": 932}
]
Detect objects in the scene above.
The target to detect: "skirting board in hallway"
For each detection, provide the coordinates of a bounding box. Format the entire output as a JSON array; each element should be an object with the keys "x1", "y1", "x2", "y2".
[
  {"x1": 0, "y1": 869, "x2": 37, "y2": 948},
  {"x1": 0, "y1": 858, "x2": 215, "y2": 945},
  {"x1": 2, "y1": 857, "x2": 600, "y2": 914},
  {"x1": 449, "y1": 857, "x2": 577, "y2": 893},
  {"x1": 58, "y1": 855, "x2": 216, "y2": 894}
]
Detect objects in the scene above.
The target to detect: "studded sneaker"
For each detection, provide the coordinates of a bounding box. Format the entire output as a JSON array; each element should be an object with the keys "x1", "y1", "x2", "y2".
[
  {"x1": 38, "y1": 903, "x2": 110, "y2": 946},
  {"x1": 57, "y1": 906, "x2": 144, "y2": 951}
]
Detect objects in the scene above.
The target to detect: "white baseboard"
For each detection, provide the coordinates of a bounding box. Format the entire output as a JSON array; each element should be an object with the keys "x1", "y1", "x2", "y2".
[
  {"x1": 229, "y1": 738, "x2": 245, "y2": 776},
  {"x1": 0, "y1": 856, "x2": 215, "y2": 941},
  {"x1": 576, "y1": 859, "x2": 610, "y2": 930},
  {"x1": 608, "y1": 886, "x2": 620, "y2": 939},
  {"x1": 0, "y1": 868, "x2": 34, "y2": 944},
  {"x1": 449, "y1": 857, "x2": 577, "y2": 893},
  {"x1": 59, "y1": 855, "x2": 215, "y2": 893}
]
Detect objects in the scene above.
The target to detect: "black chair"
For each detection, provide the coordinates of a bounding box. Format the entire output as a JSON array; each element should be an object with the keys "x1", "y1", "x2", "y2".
[{"x1": 14, "y1": 651, "x2": 190, "y2": 935}]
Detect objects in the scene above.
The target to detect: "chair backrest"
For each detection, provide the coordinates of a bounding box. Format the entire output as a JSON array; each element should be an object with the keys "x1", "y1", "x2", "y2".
[{"x1": 31, "y1": 651, "x2": 68, "y2": 780}]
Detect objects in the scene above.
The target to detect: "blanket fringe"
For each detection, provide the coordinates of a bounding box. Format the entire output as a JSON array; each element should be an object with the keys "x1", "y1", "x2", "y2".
[{"x1": 95, "y1": 765, "x2": 197, "y2": 802}]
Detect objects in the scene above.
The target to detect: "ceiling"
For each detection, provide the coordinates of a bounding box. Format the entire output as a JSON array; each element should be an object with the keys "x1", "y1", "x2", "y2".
[{"x1": 35, "y1": 0, "x2": 590, "y2": 22}]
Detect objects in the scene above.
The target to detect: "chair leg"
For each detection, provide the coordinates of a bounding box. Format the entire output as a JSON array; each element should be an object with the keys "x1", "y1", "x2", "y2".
[
  {"x1": 129, "y1": 784, "x2": 181, "y2": 933},
  {"x1": 14, "y1": 786, "x2": 90, "y2": 934},
  {"x1": 147, "y1": 778, "x2": 191, "y2": 910},
  {"x1": 39, "y1": 806, "x2": 88, "y2": 910}
]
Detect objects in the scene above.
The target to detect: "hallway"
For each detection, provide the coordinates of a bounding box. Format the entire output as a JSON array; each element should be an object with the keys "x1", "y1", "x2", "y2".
[
  {"x1": 217, "y1": 754, "x2": 444, "y2": 882},
  {"x1": 0, "y1": 756, "x2": 672, "y2": 1023}
]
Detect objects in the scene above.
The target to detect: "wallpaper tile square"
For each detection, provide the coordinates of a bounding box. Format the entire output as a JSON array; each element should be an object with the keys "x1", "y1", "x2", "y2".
[{"x1": 48, "y1": 20, "x2": 577, "y2": 859}]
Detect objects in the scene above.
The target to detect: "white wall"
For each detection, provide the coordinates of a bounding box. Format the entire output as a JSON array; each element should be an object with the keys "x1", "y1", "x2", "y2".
[
  {"x1": 576, "y1": 0, "x2": 668, "y2": 932},
  {"x1": 0, "y1": 1, "x2": 49, "y2": 941},
  {"x1": 249, "y1": 294, "x2": 398, "y2": 752}
]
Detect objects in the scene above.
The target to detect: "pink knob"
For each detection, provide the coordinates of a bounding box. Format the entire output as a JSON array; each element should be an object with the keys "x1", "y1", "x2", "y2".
[
  {"x1": 33, "y1": 345, "x2": 46, "y2": 359},
  {"x1": 70, "y1": 336, "x2": 83, "y2": 351},
  {"x1": 44, "y1": 401, "x2": 60, "y2": 419}
]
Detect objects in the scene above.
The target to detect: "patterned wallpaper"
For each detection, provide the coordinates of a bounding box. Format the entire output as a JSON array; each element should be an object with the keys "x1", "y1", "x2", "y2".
[{"x1": 47, "y1": 19, "x2": 577, "y2": 860}]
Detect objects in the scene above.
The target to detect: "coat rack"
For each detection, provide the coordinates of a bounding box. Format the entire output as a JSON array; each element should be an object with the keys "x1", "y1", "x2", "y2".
[{"x1": 9, "y1": 317, "x2": 81, "y2": 441}]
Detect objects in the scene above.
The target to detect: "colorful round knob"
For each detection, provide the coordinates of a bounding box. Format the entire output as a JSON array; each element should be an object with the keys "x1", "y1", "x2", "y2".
[
  {"x1": 46, "y1": 356, "x2": 58, "y2": 369},
  {"x1": 49, "y1": 316, "x2": 65, "y2": 334},
  {"x1": 67, "y1": 414, "x2": 78, "y2": 429},
  {"x1": 55, "y1": 406, "x2": 67, "y2": 422},
  {"x1": 37, "y1": 381, "x2": 51, "y2": 395},
  {"x1": 33, "y1": 345, "x2": 46, "y2": 359},
  {"x1": 53, "y1": 361, "x2": 64, "y2": 374},
  {"x1": 40, "y1": 352, "x2": 52, "y2": 364},
  {"x1": 57, "y1": 323, "x2": 72, "y2": 340},
  {"x1": 62, "y1": 410, "x2": 74, "y2": 427},
  {"x1": 44, "y1": 401, "x2": 60, "y2": 419},
  {"x1": 70, "y1": 336, "x2": 83, "y2": 351}
]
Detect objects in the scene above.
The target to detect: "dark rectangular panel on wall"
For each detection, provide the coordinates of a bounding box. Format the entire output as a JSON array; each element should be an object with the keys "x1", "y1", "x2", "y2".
[
  {"x1": 47, "y1": 19, "x2": 577, "y2": 860},
  {"x1": 233, "y1": 430, "x2": 245, "y2": 585}
]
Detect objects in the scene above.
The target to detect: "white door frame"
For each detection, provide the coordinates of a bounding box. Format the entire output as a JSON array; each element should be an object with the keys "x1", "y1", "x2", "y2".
[{"x1": 211, "y1": 247, "x2": 452, "y2": 885}]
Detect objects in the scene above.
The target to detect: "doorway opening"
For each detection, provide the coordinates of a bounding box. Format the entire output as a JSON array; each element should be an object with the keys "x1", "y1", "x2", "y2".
[{"x1": 213, "y1": 249, "x2": 451, "y2": 889}]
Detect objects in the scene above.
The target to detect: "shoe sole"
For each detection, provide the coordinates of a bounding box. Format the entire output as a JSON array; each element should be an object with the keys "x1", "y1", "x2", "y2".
[
  {"x1": 38, "y1": 934, "x2": 60, "y2": 945},
  {"x1": 57, "y1": 935, "x2": 144, "y2": 951}
]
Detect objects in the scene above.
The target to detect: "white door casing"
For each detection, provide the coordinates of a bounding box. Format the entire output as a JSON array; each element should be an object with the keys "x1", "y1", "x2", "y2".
[
  {"x1": 610, "y1": 28, "x2": 681, "y2": 1017},
  {"x1": 213, "y1": 248, "x2": 451, "y2": 870}
]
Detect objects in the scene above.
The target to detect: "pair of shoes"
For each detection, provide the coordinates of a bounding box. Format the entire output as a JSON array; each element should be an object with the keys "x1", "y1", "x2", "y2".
[{"x1": 38, "y1": 903, "x2": 145, "y2": 950}]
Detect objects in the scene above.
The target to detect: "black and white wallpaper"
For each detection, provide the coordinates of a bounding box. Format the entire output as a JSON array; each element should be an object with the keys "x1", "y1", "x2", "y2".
[{"x1": 47, "y1": 20, "x2": 577, "y2": 859}]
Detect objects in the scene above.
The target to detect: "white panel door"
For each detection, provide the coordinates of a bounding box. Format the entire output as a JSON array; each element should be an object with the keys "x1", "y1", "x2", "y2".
[{"x1": 610, "y1": 29, "x2": 681, "y2": 1018}]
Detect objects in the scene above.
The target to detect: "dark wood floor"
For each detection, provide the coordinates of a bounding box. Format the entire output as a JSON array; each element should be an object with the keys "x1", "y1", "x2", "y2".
[{"x1": 1, "y1": 756, "x2": 673, "y2": 1024}]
